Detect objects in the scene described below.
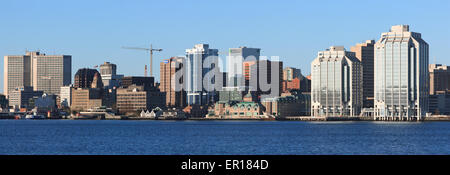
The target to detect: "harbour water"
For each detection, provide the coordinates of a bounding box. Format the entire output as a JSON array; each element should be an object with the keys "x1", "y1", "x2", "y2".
[{"x1": 0, "y1": 120, "x2": 449, "y2": 155}]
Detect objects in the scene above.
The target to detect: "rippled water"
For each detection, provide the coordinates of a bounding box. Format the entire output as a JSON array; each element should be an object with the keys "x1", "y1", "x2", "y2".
[{"x1": 0, "y1": 120, "x2": 449, "y2": 155}]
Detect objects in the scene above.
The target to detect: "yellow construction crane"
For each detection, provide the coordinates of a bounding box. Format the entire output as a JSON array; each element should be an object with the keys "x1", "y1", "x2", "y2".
[{"x1": 122, "y1": 44, "x2": 162, "y2": 77}]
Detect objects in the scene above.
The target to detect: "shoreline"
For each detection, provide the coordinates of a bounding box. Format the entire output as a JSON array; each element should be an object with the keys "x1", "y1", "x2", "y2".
[{"x1": 2, "y1": 116, "x2": 450, "y2": 122}]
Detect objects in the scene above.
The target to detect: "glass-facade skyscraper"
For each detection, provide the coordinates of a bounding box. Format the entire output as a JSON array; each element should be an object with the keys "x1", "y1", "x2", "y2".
[
  {"x1": 185, "y1": 44, "x2": 219, "y2": 105},
  {"x1": 311, "y1": 46, "x2": 363, "y2": 117},
  {"x1": 374, "y1": 25, "x2": 429, "y2": 119},
  {"x1": 227, "y1": 47, "x2": 260, "y2": 88}
]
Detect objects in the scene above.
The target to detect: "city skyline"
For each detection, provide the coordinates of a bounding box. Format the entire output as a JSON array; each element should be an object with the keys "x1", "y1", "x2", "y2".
[{"x1": 1, "y1": 0, "x2": 450, "y2": 94}]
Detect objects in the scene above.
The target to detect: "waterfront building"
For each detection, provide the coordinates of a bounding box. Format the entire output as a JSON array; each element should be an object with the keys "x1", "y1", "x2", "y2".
[
  {"x1": 141, "y1": 108, "x2": 187, "y2": 119},
  {"x1": 311, "y1": 46, "x2": 363, "y2": 117},
  {"x1": 210, "y1": 92, "x2": 265, "y2": 119},
  {"x1": 183, "y1": 105, "x2": 208, "y2": 118},
  {"x1": 35, "y1": 93, "x2": 57, "y2": 112},
  {"x1": 8, "y1": 86, "x2": 44, "y2": 110},
  {"x1": 185, "y1": 44, "x2": 219, "y2": 105},
  {"x1": 102, "y1": 88, "x2": 117, "y2": 109},
  {"x1": 0, "y1": 94, "x2": 7, "y2": 111},
  {"x1": 4, "y1": 51, "x2": 71, "y2": 97},
  {"x1": 428, "y1": 91, "x2": 450, "y2": 115},
  {"x1": 70, "y1": 88, "x2": 103, "y2": 112},
  {"x1": 351, "y1": 40, "x2": 375, "y2": 108},
  {"x1": 227, "y1": 47, "x2": 260, "y2": 87},
  {"x1": 99, "y1": 62, "x2": 123, "y2": 89},
  {"x1": 160, "y1": 57, "x2": 186, "y2": 108},
  {"x1": 116, "y1": 85, "x2": 165, "y2": 115},
  {"x1": 374, "y1": 25, "x2": 429, "y2": 119},
  {"x1": 429, "y1": 64, "x2": 450, "y2": 95},
  {"x1": 71, "y1": 72, "x2": 105, "y2": 112},
  {"x1": 262, "y1": 92, "x2": 311, "y2": 117},
  {"x1": 60, "y1": 85, "x2": 73, "y2": 107}
]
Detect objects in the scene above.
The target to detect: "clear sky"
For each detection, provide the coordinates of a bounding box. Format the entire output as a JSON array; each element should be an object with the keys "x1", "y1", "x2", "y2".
[{"x1": 1, "y1": 0, "x2": 449, "y2": 93}]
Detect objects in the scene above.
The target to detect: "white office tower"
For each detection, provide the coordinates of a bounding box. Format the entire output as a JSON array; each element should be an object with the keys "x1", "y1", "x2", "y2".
[
  {"x1": 227, "y1": 47, "x2": 260, "y2": 88},
  {"x1": 60, "y1": 85, "x2": 73, "y2": 107},
  {"x1": 185, "y1": 44, "x2": 219, "y2": 105},
  {"x1": 311, "y1": 46, "x2": 363, "y2": 117},
  {"x1": 99, "y1": 62, "x2": 123, "y2": 89},
  {"x1": 374, "y1": 25, "x2": 429, "y2": 120}
]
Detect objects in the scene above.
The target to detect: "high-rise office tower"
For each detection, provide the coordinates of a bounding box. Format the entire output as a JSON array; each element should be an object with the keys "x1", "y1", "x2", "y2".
[
  {"x1": 429, "y1": 64, "x2": 450, "y2": 95},
  {"x1": 4, "y1": 51, "x2": 71, "y2": 97},
  {"x1": 160, "y1": 57, "x2": 186, "y2": 108},
  {"x1": 243, "y1": 59, "x2": 283, "y2": 99},
  {"x1": 185, "y1": 44, "x2": 219, "y2": 105},
  {"x1": 74, "y1": 68, "x2": 103, "y2": 88},
  {"x1": 227, "y1": 47, "x2": 260, "y2": 87},
  {"x1": 3, "y1": 54, "x2": 31, "y2": 97},
  {"x1": 374, "y1": 25, "x2": 429, "y2": 119},
  {"x1": 351, "y1": 40, "x2": 375, "y2": 108},
  {"x1": 311, "y1": 46, "x2": 363, "y2": 117},
  {"x1": 31, "y1": 52, "x2": 71, "y2": 95},
  {"x1": 99, "y1": 62, "x2": 123, "y2": 89}
]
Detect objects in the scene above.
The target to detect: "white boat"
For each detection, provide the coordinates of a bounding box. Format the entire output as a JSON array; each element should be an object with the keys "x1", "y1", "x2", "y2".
[{"x1": 25, "y1": 114, "x2": 46, "y2": 119}]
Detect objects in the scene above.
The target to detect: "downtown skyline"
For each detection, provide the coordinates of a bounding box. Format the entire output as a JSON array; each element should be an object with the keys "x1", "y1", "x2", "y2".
[{"x1": 1, "y1": 0, "x2": 450, "y2": 93}]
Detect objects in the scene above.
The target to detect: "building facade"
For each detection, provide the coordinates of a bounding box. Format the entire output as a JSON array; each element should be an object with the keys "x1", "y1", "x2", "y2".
[
  {"x1": 428, "y1": 91, "x2": 450, "y2": 115},
  {"x1": 160, "y1": 57, "x2": 186, "y2": 108},
  {"x1": 243, "y1": 60, "x2": 283, "y2": 99},
  {"x1": 121, "y1": 76, "x2": 155, "y2": 90},
  {"x1": 74, "y1": 68, "x2": 102, "y2": 88},
  {"x1": 262, "y1": 92, "x2": 311, "y2": 117},
  {"x1": 60, "y1": 85, "x2": 73, "y2": 107},
  {"x1": 0, "y1": 94, "x2": 8, "y2": 111},
  {"x1": 283, "y1": 67, "x2": 301, "y2": 82},
  {"x1": 116, "y1": 85, "x2": 165, "y2": 115},
  {"x1": 185, "y1": 44, "x2": 219, "y2": 105},
  {"x1": 351, "y1": 40, "x2": 375, "y2": 108},
  {"x1": 210, "y1": 93, "x2": 265, "y2": 119},
  {"x1": 8, "y1": 86, "x2": 44, "y2": 110},
  {"x1": 4, "y1": 51, "x2": 71, "y2": 97},
  {"x1": 100, "y1": 62, "x2": 123, "y2": 89},
  {"x1": 70, "y1": 88, "x2": 103, "y2": 112},
  {"x1": 374, "y1": 25, "x2": 429, "y2": 119},
  {"x1": 429, "y1": 64, "x2": 450, "y2": 95},
  {"x1": 311, "y1": 46, "x2": 363, "y2": 117},
  {"x1": 282, "y1": 77, "x2": 300, "y2": 92},
  {"x1": 227, "y1": 47, "x2": 260, "y2": 87}
]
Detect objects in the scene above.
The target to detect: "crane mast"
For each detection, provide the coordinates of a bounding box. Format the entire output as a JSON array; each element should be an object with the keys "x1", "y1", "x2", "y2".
[{"x1": 122, "y1": 44, "x2": 162, "y2": 77}]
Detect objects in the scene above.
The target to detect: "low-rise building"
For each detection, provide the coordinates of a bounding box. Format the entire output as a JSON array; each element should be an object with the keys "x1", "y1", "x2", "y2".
[
  {"x1": 262, "y1": 92, "x2": 311, "y2": 117},
  {"x1": 210, "y1": 92, "x2": 266, "y2": 118},
  {"x1": 116, "y1": 85, "x2": 165, "y2": 115},
  {"x1": 429, "y1": 91, "x2": 450, "y2": 115},
  {"x1": 0, "y1": 94, "x2": 8, "y2": 111},
  {"x1": 8, "y1": 86, "x2": 44, "y2": 110},
  {"x1": 71, "y1": 88, "x2": 103, "y2": 112}
]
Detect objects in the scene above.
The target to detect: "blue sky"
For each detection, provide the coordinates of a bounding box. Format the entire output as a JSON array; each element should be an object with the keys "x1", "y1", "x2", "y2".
[{"x1": 1, "y1": 0, "x2": 449, "y2": 93}]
